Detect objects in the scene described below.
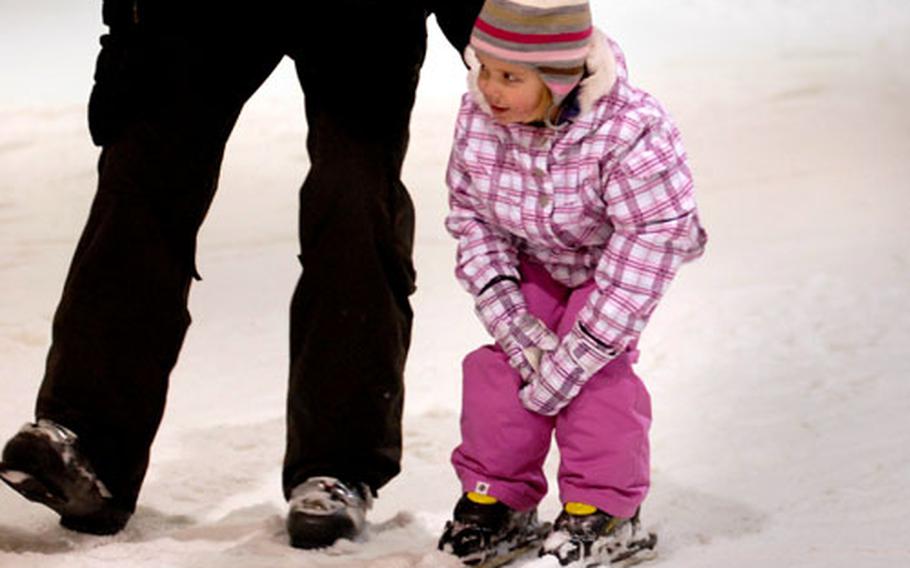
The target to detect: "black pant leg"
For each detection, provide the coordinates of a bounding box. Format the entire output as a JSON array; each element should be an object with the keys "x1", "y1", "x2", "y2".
[
  {"x1": 282, "y1": 3, "x2": 428, "y2": 497},
  {"x1": 36, "y1": 29, "x2": 283, "y2": 512}
]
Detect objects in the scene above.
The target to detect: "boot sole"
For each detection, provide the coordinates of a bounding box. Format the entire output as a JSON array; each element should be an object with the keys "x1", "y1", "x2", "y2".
[
  {"x1": 0, "y1": 430, "x2": 129, "y2": 535},
  {"x1": 540, "y1": 528, "x2": 658, "y2": 567},
  {"x1": 442, "y1": 519, "x2": 552, "y2": 567},
  {"x1": 0, "y1": 466, "x2": 68, "y2": 509},
  {"x1": 612, "y1": 532, "x2": 658, "y2": 566},
  {"x1": 287, "y1": 510, "x2": 360, "y2": 549}
]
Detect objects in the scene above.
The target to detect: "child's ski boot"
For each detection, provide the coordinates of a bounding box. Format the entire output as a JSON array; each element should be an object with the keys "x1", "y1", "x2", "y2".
[
  {"x1": 539, "y1": 503, "x2": 657, "y2": 567},
  {"x1": 439, "y1": 492, "x2": 550, "y2": 567}
]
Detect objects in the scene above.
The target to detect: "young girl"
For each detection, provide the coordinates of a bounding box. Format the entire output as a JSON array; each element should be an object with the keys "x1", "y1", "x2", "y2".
[{"x1": 437, "y1": 1, "x2": 707, "y2": 565}]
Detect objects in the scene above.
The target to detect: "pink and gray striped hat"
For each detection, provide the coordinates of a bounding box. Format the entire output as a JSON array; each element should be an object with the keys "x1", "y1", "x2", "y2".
[{"x1": 470, "y1": 0, "x2": 593, "y2": 105}]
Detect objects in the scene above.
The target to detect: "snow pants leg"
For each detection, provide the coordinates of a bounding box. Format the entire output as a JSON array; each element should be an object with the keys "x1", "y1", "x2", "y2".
[{"x1": 451, "y1": 260, "x2": 652, "y2": 518}]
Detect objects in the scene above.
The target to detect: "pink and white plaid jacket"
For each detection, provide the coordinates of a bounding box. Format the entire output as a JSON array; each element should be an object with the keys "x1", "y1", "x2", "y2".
[{"x1": 446, "y1": 29, "x2": 707, "y2": 412}]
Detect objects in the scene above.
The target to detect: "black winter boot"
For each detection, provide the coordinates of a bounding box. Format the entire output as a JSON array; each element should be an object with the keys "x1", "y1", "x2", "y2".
[
  {"x1": 0, "y1": 420, "x2": 131, "y2": 535},
  {"x1": 286, "y1": 476, "x2": 372, "y2": 549}
]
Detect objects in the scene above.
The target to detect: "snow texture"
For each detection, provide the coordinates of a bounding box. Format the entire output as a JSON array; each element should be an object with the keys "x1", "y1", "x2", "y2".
[{"x1": 1, "y1": 1, "x2": 909, "y2": 567}]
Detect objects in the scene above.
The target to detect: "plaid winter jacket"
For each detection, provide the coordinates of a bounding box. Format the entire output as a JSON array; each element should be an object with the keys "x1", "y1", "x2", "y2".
[{"x1": 446, "y1": 29, "x2": 707, "y2": 381}]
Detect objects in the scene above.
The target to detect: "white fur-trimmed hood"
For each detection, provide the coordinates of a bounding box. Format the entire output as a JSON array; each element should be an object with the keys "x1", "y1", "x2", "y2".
[{"x1": 464, "y1": 28, "x2": 623, "y2": 122}]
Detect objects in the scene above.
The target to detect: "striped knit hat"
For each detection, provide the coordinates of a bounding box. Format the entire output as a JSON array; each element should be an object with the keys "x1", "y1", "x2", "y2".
[{"x1": 470, "y1": 0, "x2": 593, "y2": 106}]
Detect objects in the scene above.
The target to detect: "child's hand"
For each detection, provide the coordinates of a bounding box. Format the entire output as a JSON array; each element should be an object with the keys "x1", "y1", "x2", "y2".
[
  {"x1": 498, "y1": 313, "x2": 557, "y2": 381},
  {"x1": 519, "y1": 329, "x2": 618, "y2": 416},
  {"x1": 519, "y1": 353, "x2": 572, "y2": 416},
  {"x1": 472, "y1": 277, "x2": 557, "y2": 380}
]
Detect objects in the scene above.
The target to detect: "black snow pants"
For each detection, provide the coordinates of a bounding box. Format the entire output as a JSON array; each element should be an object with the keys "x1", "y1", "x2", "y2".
[{"x1": 32, "y1": 0, "x2": 480, "y2": 514}]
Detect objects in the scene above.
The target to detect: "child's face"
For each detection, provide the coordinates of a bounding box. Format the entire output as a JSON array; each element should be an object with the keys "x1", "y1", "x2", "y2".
[{"x1": 476, "y1": 52, "x2": 553, "y2": 125}]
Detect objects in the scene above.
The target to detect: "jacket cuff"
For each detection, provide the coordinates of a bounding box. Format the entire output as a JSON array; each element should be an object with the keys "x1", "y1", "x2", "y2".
[
  {"x1": 475, "y1": 279, "x2": 526, "y2": 339},
  {"x1": 557, "y1": 324, "x2": 620, "y2": 378}
]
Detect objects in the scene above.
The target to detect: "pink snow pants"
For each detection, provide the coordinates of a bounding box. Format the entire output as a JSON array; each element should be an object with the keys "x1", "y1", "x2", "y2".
[{"x1": 451, "y1": 260, "x2": 652, "y2": 518}]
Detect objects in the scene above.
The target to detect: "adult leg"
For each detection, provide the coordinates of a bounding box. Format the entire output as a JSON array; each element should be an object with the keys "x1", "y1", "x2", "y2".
[
  {"x1": 282, "y1": 2, "x2": 429, "y2": 496},
  {"x1": 32, "y1": 24, "x2": 283, "y2": 516},
  {"x1": 553, "y1": 284, "x2": 651, "y2": 518}
]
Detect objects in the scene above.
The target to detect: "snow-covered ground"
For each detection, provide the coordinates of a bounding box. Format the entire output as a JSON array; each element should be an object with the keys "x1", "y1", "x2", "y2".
[{"x1": 2, "y1": 1, "x2": 909, "y2": 567}]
